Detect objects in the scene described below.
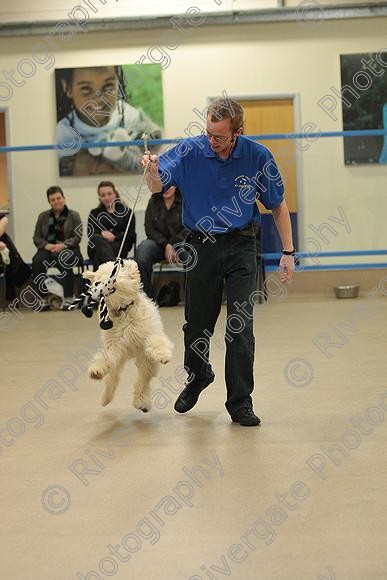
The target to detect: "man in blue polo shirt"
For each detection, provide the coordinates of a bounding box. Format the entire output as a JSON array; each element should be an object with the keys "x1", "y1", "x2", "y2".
[{"x1": 142, "y1": 97, "x2": 295, "y2": 426}]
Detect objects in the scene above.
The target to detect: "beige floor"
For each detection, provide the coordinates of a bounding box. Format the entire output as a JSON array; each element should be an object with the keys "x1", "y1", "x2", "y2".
[{"x1": 1, "y1": 294, "x2": 387, "y2": 580}]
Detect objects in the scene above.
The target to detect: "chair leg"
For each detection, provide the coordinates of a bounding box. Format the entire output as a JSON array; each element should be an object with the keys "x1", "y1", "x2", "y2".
[
  {"x1": 0, "y1": 273, "x2": 6, "y2": 311},
  {"x1": 152, "y1": 262, "x2": 164, "y2": 301}
]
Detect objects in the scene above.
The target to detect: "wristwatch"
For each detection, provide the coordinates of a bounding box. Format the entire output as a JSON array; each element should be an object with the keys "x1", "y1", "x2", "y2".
[{"x1": 282, "y1": 249, "x2": 296, "y2": 256}]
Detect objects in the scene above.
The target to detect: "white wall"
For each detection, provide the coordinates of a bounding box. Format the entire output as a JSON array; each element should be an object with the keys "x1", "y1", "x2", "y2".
[
  {"x1": 0, "y1": 0, "x2": 377, "y2": 23},
  {"x1": 0, "y1": 0, "x2": 276, "y2": 24},
  {"x1": 0, "y1": 17, "x2": 387, "y2": 261}
]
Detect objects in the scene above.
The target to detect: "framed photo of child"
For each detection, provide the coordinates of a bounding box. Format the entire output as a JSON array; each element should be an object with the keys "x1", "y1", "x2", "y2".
[{"x1": 54, "y1": 64, "x2": 164, "y2": 176}]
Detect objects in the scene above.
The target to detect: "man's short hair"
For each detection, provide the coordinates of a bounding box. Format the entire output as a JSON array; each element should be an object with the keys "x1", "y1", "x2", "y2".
[
  {"x1": 47, "y1": 186, "x2": 64, "y2": 200},
  {"x1": 207, "y1": 98, "x2": 244, "y2": 132}
]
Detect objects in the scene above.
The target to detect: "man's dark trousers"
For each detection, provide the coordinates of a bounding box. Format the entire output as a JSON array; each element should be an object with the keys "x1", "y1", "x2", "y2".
[{"x1": 183, "y1": 229, "x2": 257, "y2": 416}]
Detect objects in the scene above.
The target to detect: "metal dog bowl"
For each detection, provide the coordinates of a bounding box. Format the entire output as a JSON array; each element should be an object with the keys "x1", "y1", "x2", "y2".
[{"x1": 334, "y1": 285, "x2": 360, "y2": 299}]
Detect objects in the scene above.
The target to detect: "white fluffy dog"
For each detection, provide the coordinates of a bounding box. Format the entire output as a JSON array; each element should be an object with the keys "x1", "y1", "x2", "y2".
[{"x1": 83, "y1": 259, "x2": 173, "y2": 411}]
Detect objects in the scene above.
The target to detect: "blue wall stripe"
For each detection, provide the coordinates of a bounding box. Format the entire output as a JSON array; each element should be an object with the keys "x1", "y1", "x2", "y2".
[
  {"x1": 265, "y1": 263, "x2": 387, "y2": 272},
  {"x1": 1, "y1": 129, "x2": 387, "y2": 153}
]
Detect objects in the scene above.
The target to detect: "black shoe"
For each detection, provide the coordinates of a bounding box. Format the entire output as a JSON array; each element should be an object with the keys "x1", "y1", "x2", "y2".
[
  {"x1": 231, "y1": 408, "x2": 261, "y2": 427},
  {"x1": 174, "y1": 373, "x2": 215, "y2": 413}
]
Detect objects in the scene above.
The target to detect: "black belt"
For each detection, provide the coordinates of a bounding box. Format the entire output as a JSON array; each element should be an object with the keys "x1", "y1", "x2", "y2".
[{"x1": 186, "y1": 223, "x2": 258, "y2": 242}]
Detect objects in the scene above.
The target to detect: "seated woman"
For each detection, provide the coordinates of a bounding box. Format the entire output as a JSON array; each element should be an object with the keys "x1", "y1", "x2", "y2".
[
  {"x1": 32, "y1": 186, "x2": 82, "y2": 307},
  {"x1": 0, "y1": 212, "x2": 31, "y2": 302},
  {"x1": 87, "y1": 181, "x2": 136, "y2": 270},
  {"x1": 135, "y1": 186, "x2": 187, "y2": 299}
]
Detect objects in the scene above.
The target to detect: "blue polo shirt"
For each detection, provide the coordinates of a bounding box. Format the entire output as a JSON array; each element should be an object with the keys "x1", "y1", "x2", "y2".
[{"x1": 158, "y1": 135, "x2": 284, "y2": 234}]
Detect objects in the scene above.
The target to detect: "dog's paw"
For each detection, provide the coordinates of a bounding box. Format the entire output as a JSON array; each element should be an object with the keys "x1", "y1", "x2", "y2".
[
  {"x1": 101, "y1": 389, "x2": 114, "y2": 407},
  {"x1": 89, "y1": 365, "x2": 109, "y2": 380},
  {"x1": 145, "y1": 336, "x2": 173, "y2": 365},
  {"x1": 151, "y1": 349, "x2": 173, "y2": 365},
  {"x1": 133, "y1": 396, "x2": 152, "y2": 413}
]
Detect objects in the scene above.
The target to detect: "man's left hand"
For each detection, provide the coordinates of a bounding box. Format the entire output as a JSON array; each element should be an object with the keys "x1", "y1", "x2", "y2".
[{"x1": 279, "y1": 254, "x2": 294, "y2": 284}]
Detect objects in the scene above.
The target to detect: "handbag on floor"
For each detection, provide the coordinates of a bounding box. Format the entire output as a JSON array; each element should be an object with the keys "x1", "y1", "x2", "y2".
[
  {"x1": 157, "y1": 281, "x2": 180, "y2": 307},
  {"x1": 44, "y1": 277, "x2": 65, "y2": 310}
]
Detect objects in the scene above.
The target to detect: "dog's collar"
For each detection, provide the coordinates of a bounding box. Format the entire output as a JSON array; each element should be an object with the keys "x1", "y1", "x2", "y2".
[{"x1": 116, "y1": 301, "x2": 134, "y2": 314}]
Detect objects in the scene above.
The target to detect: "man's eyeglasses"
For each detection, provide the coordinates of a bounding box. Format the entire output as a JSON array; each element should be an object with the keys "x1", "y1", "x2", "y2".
[{"x1": 206, "y1": 131, "x2": 234, "y2": 143}]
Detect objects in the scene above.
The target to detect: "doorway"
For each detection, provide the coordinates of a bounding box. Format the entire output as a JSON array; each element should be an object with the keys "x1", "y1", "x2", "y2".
[
  {"x1": 238, "y1": 96, "x2": 299, "y2": 253},
  {"x1": 0, "y1": 111, "x2": 9, "y2": 211}
]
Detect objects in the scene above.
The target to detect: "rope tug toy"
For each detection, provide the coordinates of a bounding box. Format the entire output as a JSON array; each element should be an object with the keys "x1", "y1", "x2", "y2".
[{"x1": 68, "y1": 134, "x2": 152, "y2": 330}]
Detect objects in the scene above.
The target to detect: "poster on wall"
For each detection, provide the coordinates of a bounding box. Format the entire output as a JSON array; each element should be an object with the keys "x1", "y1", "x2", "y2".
[
  {"x1": 54, "y1": 64, "x2": 163, "y2": 176},
  {"x1": 340, "y1": 52, "x2": 387, "y2": 165}
]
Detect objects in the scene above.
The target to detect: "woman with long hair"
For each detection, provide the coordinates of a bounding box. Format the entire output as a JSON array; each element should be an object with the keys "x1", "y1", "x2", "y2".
[{"x1": 87, "y1": 181, "x2": 136, "y2": 270}]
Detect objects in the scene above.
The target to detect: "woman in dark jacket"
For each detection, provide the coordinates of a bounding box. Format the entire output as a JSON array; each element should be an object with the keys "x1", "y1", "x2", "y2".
[
  {"x1": 0, "y1": 212, "x2": 31, "y2": 302},
  {"x1": 135, "y1": 186, "x2": 187, "y2": 299},
  {"x1": 87, "y1": 181, "x2": 136, "y2": 270}
]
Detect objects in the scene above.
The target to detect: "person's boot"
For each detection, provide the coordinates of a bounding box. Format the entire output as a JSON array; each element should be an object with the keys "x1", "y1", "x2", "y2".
[{"x1": 174, "y1": 372, "x2": 215, "y2": 413}]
